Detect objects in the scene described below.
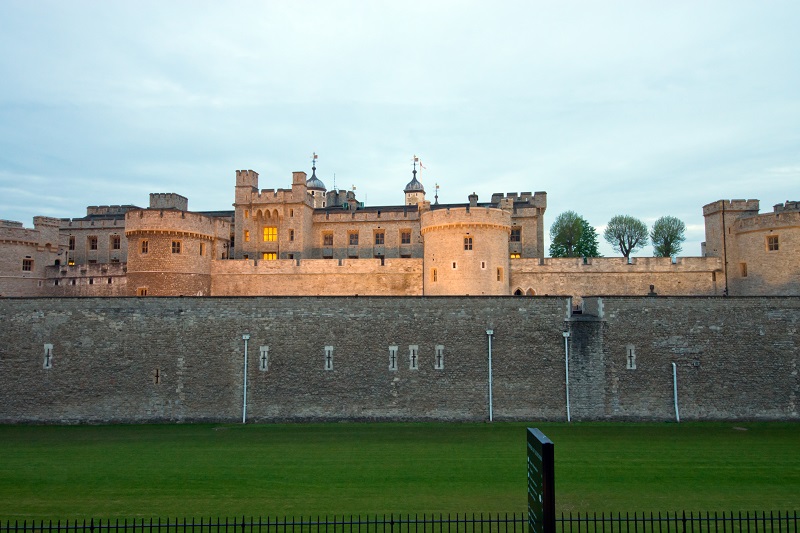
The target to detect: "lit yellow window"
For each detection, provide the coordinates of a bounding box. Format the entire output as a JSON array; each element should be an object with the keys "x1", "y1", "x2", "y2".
[
  {"x1": 263, "y1": 227, "x2": 277, "y2": 242},
  {"x1": 244, "y1": 230, "x2": 250, "y2": 242},
  {"x1": 496, "y1": 267, "x2": 503, "y2": 281},
  {"x1": 263, "y1": 252, "x2": 277, "y2": 260},
  {"x1": 510, "y1": 253, "x2": 521, "y2": 259}
]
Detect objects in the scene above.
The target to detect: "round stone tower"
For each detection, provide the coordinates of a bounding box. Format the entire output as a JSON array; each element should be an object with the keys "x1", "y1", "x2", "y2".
[
  {"x1": 125, "y1": 209, "x2": 230, "y2": 296},
  {"x1": 420, "y1": 204, "x2": 511, "y2": 295}
]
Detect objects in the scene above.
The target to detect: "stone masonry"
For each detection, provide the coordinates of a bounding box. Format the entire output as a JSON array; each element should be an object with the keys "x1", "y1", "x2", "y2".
[{"x1": 0, "y1": 296, "x2": 796, "y2": 424}]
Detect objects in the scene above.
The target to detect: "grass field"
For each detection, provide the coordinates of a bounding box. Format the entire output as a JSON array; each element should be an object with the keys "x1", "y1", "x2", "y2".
[{"x1": 0, "y1": 422, "x2": 798, "y2": 521}]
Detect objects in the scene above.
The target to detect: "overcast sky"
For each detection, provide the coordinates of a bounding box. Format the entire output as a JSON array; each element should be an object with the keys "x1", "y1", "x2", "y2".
[{"x1": 1, "y1": 1, "x2": 797, "y2": 257}]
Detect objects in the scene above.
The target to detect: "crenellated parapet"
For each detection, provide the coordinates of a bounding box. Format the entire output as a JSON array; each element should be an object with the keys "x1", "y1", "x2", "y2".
[
  {"x1": 490, "y1": 191, "x2": 547, "y2": 210},
  {"x1": 125, "y1": 209, "x2": 230, "y2": 240},
  {"x1": 702, "y1": 199, "x2": 760, "y2": 216}
]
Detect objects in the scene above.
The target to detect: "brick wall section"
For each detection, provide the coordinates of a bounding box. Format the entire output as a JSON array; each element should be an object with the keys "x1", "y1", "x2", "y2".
[{"x1": 0, "y1": 296, "x2": 796, "y2": 424}]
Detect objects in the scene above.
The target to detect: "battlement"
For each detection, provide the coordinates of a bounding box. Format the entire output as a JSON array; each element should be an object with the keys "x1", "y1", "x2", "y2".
[
  {"x1": 420, "y1": 205, "x2": 511, "y2": 234},
  {"x1": 86, "y1": 205, "x2": 140, "y2": 216},
  {"x1": 514, "y1": 256, "x2": 722, "y2": 273},
  {"x1": 0, "y1": 220, "x2": 24, "y2": 228},
  {"x1": 149, "y1": 193, "x2": 188, "y2": 211},
  {"x1": 490, "y1": 191, "x2": 547, "y2": 210},
  {"x1": 125, "y1": 208, "x2": 231, "y2": 239},
  {"x1": 32, "y1": 216, "x2": 61, "y2": 228},
  {"x1": 774, "y1": 201, "x2": 800, "y2": 213},
  {"x1": 236, "y1": 169, "x2": 259, "y2": 189},
  {"x1": 702, "y1": 199, "x2": 760, "y2": 216},
  {"x1": 733, "y1": 208, "x2": 800, "y2": 232}
]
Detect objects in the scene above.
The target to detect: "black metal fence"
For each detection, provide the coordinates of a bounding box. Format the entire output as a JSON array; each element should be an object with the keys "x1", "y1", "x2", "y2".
[{"x1": 2, "y1": 512, "x2": 798, "y2": 533}]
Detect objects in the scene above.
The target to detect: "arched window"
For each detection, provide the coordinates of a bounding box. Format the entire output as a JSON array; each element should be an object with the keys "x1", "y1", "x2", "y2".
[
  {"x1": 514, "y1": 288, "x2": 523, "y2": 296},
  {"x1": 526, "y1": 288, "x2": 536, "y2": 296}
]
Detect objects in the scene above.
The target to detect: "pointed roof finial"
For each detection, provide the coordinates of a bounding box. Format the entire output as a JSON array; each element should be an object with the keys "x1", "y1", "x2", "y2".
[
  {"x1": 306, "y1": 151, "x2": 326, "y2": 190},
  {"x1": 405, "y1": 155, "x2": 425, "y2": 193},
  {"x1": 435, "y1": 183, "x2": 440, "y2": 205}
]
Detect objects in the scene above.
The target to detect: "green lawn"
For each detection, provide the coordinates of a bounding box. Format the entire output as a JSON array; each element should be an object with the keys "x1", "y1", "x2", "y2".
[{"x1": 0, "y1": 422, "x2": 797, "y2": 521}]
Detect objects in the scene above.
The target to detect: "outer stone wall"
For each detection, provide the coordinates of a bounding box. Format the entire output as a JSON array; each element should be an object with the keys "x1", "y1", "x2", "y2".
[{"x1": 0, "y1": 296, "x2": 796, "y2": 424}]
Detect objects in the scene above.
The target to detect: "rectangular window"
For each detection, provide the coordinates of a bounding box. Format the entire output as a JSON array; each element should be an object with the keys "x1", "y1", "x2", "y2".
[
  {"x1": 172, "y1": 241, "x2": 181, "y2": 254},
  {"x1": 22, "y1": 258, "x2": 33, "y2": 271},
  {"x1": 388, "y1": 345, "x2": 398, "y2": 371},
  {"x1": 259, "y1": 346, "x2": 269, "y2": 371},
  {"x1": 374, "y1": 231, "x2": 385, "y2": 245},
  {"x1": 244, "y1": 210, "x2": 249, "y2": 219},
  {"x1": 43, "y1": 343, "x2": 53, "y2": 369},
  {"x1": 408, "y1": 345, "x2": 419, "y2": 370},
  {"x1": 324, "y1": 346, "x2": 334, "y2": 370},
  {"x1": 289, "y1": 229, "x2": 294, "y2": 242},
  {"x1": 349, "y1": 232, "x2": 359, "y2": 246},
  {"x1": 767, "y1": 235, "x2": 779, "y2": 251},
  {"x1": 510, "y1": 253, "x2": 521, "y2": 259},
  {"x1": 141, "y1": 240, "x2": 149, "y2": 254},
  {"x1": 137, "y1": 287, "x2": 148, "y2": 296},
  {"x1": 244, "y1": 230, "x2": 250, "y2": 242},
  {"x1": 510, "y1": 228, "x2": 521, "y2": 242},
  {"x1": 431, "y1": 268, "x2": 437, "y2": 282},
  {"x1": 111, "y1": 235, "x2": 121, "y2": 250},
  {"x1": 88, "y1": 236, "x2": 98, "y2": 250},
  {"x1": 464, "y1": 236, "x2": 473, "y2": 250},
  {"x1": 740, "y1": 263, "x2": 748, "y2": 277},
  {"x1": 434, "y1": 345, "x2": 444, "y2": 370},
  {"x1": 199, "y1": 242, "x2": 205, "y2": 256},
  {"x1": 626, "y1": 345, "x2": 637, "y2": 370},
  {"x1": 263, "y1": 227, "x2": 277, "y2": 242},
  {"x1": 497, "y1": 267, "x2": 503, "y2": 281},
  {"x1": 263, "y1": 252, "x2": 277, "y2": 260},
  {"x1": 323, "y1": 233, "x2": 333, "y2": 246},
  {"x1": 401, "y1": 231, "x2": 411, "y2": 244},
  {"x1": 68, "y1": 236, "x2": 75, "y2": 250}
]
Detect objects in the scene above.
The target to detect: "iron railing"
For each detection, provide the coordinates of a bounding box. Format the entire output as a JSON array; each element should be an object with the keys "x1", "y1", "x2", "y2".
[{"x1": 1, "y1": 512, "x2": 797, "y2": 533}]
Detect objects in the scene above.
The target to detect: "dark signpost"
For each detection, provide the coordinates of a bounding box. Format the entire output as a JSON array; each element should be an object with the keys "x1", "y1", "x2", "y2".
[{"x1": 527, "y1": 428, "x2": 555, "y2": 533}]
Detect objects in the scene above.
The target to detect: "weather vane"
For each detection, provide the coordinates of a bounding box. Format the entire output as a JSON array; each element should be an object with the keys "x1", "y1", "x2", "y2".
[{"x1": 311, "y1": 152, "x2": 318, "y2": 169}]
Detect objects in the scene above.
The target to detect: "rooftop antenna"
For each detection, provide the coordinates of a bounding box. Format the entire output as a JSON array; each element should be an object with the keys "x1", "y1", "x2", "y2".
[
  {"x1": 435, "y1": 183, "x2": 440, "y2": 205},
  {"x1": 333, "y1": 173, "x2": 337, "y2": 191}
]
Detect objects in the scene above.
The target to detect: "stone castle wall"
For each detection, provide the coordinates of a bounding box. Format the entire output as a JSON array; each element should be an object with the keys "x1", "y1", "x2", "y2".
[
  {"x1": 42, "y1": 263, "x2": 128, "y2": 296},
  {"x1": 0, "y1": 296, "x2": 796, "y2": 424},
  {"x1": 510, "y1": 256, "x2": 723, "y2": 298},
  {"x1": 210, "y1": 258, "x2": 423, "y2": 296}
]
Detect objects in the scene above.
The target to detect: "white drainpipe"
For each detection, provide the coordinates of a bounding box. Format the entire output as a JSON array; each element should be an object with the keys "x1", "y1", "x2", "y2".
[
  {"x1": 242, "y1": 334, "x2": 250, "y2": 424},
  {"x1": 486, "y1": 329, "x2": 494, "y2": 422},
  {"x1": 563, "y1": 330, "x2": 571, "y2": 422},
  {"x1": 672, "y1": 362, "x2": 680, "y2": 423}
]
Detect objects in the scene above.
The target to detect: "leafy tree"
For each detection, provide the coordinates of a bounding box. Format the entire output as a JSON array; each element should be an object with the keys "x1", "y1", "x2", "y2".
[
  {"x1": 650, "y1": 215, "x2": 686, "y2": 257},
  {"x1": 549, "y1": 212, "x2": 601, "y2": 257},
  {"x1": 603, "y1": 215, "x2": 648, "y2": 257},
  {"x1": 574, "y1": 218, "x2": 601, "y2": 258}
]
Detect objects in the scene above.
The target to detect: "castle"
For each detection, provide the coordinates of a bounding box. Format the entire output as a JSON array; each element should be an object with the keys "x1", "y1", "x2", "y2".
[
  {"x1": 0, "y1": 161, "x2": 797, "y2": 299},
  {"x1": 0, "y1": 161, "x2": 798, "y2": 424}
]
